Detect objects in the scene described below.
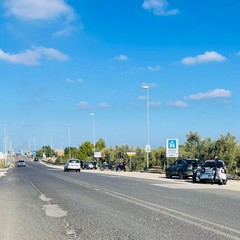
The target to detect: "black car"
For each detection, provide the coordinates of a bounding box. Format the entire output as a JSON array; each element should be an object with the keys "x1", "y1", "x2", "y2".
[
  {"x1": 34, "y1": 157, "x2": 38, "y2": 161},
  {"x1": 84, "y1": 161, "x2": 97, "y2": 170},
  {"x1": 166, "y1": 158, "x2": 197, "y2": 179}
]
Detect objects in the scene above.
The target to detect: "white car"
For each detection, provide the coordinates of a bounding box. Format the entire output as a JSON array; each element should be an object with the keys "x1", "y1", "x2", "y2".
[
  {"x1": 64, "y1": 159, "x2": 81, "y2": 172},
  {"x1": 17, "y1": 160, "x2": 26, "y2": 167},
  {"x1": 199, "y1": 160, "x2": 227, "y2": 184}
]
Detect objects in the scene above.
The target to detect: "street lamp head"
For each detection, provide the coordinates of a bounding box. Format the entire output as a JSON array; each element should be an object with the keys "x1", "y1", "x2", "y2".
[
  {"x1": 90, "y1": 113, "x2": 94, "y2": 116},
  {"x1": 142, "y1": 85, "x2": 150, "y2": 89}
]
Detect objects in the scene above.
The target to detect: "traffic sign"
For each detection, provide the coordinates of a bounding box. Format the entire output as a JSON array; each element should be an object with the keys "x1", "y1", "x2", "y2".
[
  {"x1": 145, "y1": 144, "x2": 151, "y2": 153},
  {"x1": 127, "y1": 152, "x2": 136, "y2": 157},
  {"x1": 94, "y1": 152, "x2": 101, "y2": 158},
  {"x1": 166, "y1": 139, "x2": 178, "y2": 157}
]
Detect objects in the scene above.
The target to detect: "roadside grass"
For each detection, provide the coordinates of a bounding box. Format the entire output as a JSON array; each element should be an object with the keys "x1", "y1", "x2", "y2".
[{"x1": 0, "y1": 161, "x2": 7, "y2": 169}]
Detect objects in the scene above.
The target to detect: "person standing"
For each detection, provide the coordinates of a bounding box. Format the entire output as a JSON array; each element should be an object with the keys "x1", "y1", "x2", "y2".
[
  {"x1": 212, "y1": 156, "x2": 223, "y2": 185},
  {"x1": 192, "y1": 159, "x2": 198, "y2": 183}
]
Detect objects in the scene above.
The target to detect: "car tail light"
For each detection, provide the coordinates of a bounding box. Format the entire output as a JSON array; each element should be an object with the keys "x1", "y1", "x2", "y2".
[
  {"x1": 221, "y1": 168, "x2": 226, "y2": 173},
  {"x1": 201, "y1": 167, "x2": 205, "y2": 173}
]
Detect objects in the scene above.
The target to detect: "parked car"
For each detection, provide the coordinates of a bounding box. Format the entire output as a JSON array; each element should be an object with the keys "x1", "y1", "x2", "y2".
[
  {"x1": 64, "y1": 159, "x2": 81, "y2": 172},
  {"x1": 34, "y1": 157, "x2": 38, "y2": 161},
  {"x1": 17, "y1": 160, "x2": 26, "y2": 167},
  {"x1": 199, "y1": 160, "x2": 227, "y2": 184},
  {"x1": 84, "y1": 161, "x2": 97, "y2": 169},
  {"x1": 165, "y1": 158, "x2": 198, "y2": 179}
]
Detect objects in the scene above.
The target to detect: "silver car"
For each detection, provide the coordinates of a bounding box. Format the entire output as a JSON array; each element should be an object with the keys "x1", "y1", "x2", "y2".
[
  {"x1": 64, "y1": 159, "x2": 81, "y2": 172},
  {"x1": 17, "y1": 160, "x2": 26, "y2": 167},
  {"x1": 199, "y1": 160, "x2": 227, "y2": 184}
]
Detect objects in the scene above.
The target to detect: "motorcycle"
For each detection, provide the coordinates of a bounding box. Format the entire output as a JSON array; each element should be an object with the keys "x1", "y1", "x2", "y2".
[
  {"x1": 115, "y1": 162, "x2": 126, "y2": 172},
  {"x1": 100, "y1": 162, "x2": 114, "y2": 171}
]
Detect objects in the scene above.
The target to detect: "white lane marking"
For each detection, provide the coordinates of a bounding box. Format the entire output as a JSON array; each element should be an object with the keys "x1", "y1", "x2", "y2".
[
  {"x1": 54, "y1": 175, "x2": 240, "y2": 240},
  {"x1": 151, "y1": 183, "x2": 219, "y2": 189},
  {"x1": 46, "y1": 168, "x2": 62, "y2": 171},
  {"x1": 104, "y1": 175, "x2": 121, "y2": 178},
  {"x1": 151, "y1": 183, "x2": 240, "y2": 191}
]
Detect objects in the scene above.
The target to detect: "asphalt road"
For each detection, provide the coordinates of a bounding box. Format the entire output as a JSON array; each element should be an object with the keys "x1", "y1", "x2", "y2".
[{"x1": 0, "y1": 158, "x2": 240, "y2": 240}]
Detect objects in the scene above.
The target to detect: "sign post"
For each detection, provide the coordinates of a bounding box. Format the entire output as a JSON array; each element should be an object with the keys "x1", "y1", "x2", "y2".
[
  {"x1": 166, "y1": 139, "x2": 179, "y2": 168},
  {"x1": 127, "y1": 152, "x2": 136, "y2": 171}
]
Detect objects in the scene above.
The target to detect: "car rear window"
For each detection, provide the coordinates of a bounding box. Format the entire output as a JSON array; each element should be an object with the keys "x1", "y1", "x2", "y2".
[
  {"x1": 69, "y1": 160, "x2": 79, "y2": 163},
  {"x1": 204, "y1": 161, "x2": 223, "y2": 168},
  {"x1": 18, "y1": 160, "x2": 24, "y2": 163},
  {"x1": 185, "y1": 160, "x2": 195, "y2": 165}
]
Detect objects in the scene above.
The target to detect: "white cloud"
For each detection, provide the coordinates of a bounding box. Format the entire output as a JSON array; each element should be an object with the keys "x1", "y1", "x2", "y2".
[
  {"x1": 181, "y1": 51, "x2": 227, "y2": 65},
  {"x1": 4, "y1": 0, "x2": 75, "y2": 21},
  {"x1": 99, "y1": 102, "x2": 110, "y2": 108},
  {"x1": 0, "y1": 46, "x2": 69, "y2": 65},
  {"x1": 53, "y1": 26, "x2": 76, "y2": 37},
  {"x1": 77, "y1": 101, "x2": 91, "y2": 109},
  {"x1": 114, "y1": 54, "x2": 128, "y2": 61},
  {"x1": 186, "y1": 89, "x2": 232, "y2": 100},
  {"x1": 171, "y1": 101, "x2": 188, "y2": 108},
  {"x1": 147, "y1": 65, "x2": 161, "y2": 71},
  {"x1": 65, "y1": 78, "x2": 83, "y2": 84},
  {"x1": 142, "y1": 0, "x2": 179, "y2": 16}
]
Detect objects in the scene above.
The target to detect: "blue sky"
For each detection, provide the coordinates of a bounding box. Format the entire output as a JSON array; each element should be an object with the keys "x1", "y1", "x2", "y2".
[{"x1": 1, "y1": 0, "x2": 240, "y2": 152}]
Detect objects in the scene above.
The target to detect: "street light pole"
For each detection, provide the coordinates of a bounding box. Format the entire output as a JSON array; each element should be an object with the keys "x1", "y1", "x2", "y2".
[
  {"x1": 142, "y1": 85, "x2": 150, "y2": 171},
  {"x1": 4, "y1": 125, "x2": 8, "y2": 166},
  {"x1": 90, "y1": 113, "x2": 96, "y2": 157},
  {"x1": 4, "y1": 125, "x2": 8, "y2": 153},
  {"x1": 67, "y1": 125, "x2": 71, "y2": 159}
]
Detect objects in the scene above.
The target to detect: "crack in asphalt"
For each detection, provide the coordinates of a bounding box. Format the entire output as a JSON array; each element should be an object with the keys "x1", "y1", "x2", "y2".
[{"x1": 24, "y1": 175, "x2": 82, "y2": 240}]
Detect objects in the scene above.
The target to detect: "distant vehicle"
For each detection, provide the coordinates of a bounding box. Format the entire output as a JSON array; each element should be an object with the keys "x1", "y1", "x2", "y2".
[
  {"x1": 100, "y1": 162, "x2": 114, "y2": 171},
  {"x1": 165, "y1": 158, "x2": 198, "y2": 179},
  {"x1": 64, "y1": 159, "x2": 81, "y2": 172},
  {"x1": 84, "y1": 161, "x2": 97, "y2": 170},
  {"x1": 199, "y1": 160, "x2": 227, "y2": 184},
  {"x1": 34, "y1": 157, "x2": 38, "y2": 161},
  {"x1": 115, "y1": 162, "x2": 126, "y2": 171},
  {"x1": 17, "y1": 160, "x2": 26, "y2": 167}
]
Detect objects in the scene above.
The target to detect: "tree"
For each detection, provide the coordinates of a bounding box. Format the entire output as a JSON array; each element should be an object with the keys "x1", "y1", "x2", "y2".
[
  {"x1": 114, "y1": 145, "x2": 130, "y2": 163},
  {"x1": 184, "y1": 132, "x2": 201, "y2": 158},
  {"x1": 135, "y1": 147, "x2": 145, "y2": 171},
  {"x1": 79, "y1": 141, "x2": 94, "y2": 160},
  {"x1": 64, "y1": 147, "x2": 79, "y2": 159},
  {"x1": 102, "y1": 147, "x2": 115, "y2": 163},
  {"x1": 198, "y1": 138, "x2": 215, "y2": 161},
  {"x1": 233, "y1": 145, "x2": 240, "y2": 175},
  {"x1": 95, "y1": 138, "x2": 106, "y2": 151},
  {"x1": 213, "y1": 133, "x2": 238, "y2": 169},
  {"x1": 38, "y1": 146, "x2": 55, "y2": 158},
  {"x1": 152, "y1": 147, "x2": 166, "y2": 168}
]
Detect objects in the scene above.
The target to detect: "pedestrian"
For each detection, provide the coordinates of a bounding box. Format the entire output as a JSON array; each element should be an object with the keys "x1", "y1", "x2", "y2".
[
  {"x1": 212, "y1": 156, "x2": 223, "y2": 185},
  {"x1": 192, "y1": 159, "x2": 198, "y2": 183}
]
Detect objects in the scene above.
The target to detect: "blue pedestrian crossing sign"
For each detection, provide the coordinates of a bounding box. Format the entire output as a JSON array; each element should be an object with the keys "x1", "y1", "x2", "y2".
[{"x1": 166, "y1": 139, "x2": 179, "y2": 157}]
